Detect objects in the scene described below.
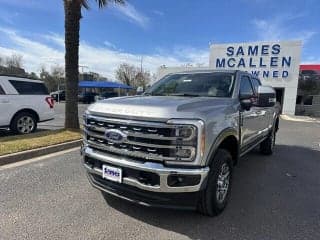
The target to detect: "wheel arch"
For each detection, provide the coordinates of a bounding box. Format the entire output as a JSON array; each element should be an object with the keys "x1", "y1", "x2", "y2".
[
  {"x1": 207, "y1": 128, "x2": 239, "y2": 166},
  {"x1": 10, "y1": 108, "x2": 40, "y2": 126}
]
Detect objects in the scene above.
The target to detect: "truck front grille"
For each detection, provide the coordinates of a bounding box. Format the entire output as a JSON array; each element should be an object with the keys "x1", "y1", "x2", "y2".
[{"x1": 83, "y1": 115, "x2": 197, "y2": 162}]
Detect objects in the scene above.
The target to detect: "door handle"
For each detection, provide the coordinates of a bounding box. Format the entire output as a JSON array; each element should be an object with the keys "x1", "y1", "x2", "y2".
[{"x1": 0, "y1": 99, "x2": 9, "y2": 103}]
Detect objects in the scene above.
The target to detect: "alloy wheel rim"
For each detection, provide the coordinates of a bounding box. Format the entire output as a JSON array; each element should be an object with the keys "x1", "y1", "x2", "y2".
[
  {"x1": 17, "y1": 116, "x2": 34, "y2": 133},
  {"x1": 216, "y1": 163, "x2": 230, "y2": 204}
]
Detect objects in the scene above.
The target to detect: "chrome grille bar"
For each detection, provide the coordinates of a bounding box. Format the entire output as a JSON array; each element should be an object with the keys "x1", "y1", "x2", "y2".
[
  {"x1": 84, "y1": 124, "x2": 178, "y2": 140},
  {"x1": 84, "y1": 129, "x2": 190, "y2": 149},
  {"x1": 84, "y1": 115, "x2": 197, "y2": 162}
]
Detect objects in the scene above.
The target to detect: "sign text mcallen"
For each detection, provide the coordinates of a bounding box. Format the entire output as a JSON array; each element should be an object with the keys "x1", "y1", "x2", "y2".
[{"x1": 215, "y1": 44, "x2": 291, "y2": 78}]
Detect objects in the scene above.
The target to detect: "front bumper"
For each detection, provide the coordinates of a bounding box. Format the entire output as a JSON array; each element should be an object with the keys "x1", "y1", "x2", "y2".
[{"x1": 82, "y1": 146, "x2": 209, "y2": 207}]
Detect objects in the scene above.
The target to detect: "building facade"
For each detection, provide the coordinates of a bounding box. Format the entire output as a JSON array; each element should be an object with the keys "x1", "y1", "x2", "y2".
[
  {"x1": 209, "y1": 41, "x2": 302, "y2": 115},
  {"x1": 156, "y1": 40, "x2": 320, "y2": 116}
]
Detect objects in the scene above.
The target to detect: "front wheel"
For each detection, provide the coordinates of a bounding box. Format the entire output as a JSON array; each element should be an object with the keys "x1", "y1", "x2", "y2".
[{"x1": 198, "y1": 149, "x2": 233, "y2": 216}]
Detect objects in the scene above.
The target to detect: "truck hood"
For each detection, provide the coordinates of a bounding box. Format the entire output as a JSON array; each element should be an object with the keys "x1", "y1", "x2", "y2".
[{"x1": 87, "y1": 96, "x2": 235, "y2": 121}]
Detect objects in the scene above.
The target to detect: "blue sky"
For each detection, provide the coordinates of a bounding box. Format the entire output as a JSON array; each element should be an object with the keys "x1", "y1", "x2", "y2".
[{"x1": 0, "y1": 0, "x2": 319, "y2": 78}]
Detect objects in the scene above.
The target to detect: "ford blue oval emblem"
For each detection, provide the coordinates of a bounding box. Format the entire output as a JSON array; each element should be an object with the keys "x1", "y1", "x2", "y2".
[{"x1": 105, "y1": 129, "x2": 127, "y2": 144}]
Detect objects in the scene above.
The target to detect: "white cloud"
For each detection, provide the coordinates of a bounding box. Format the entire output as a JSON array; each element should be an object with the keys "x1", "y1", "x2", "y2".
[
  {"x1": 0, "y1": 27, "x2": 64, "y2": 72},
  {"x1": 0, "y1": 27, "x2": 208, "y2": 79},
  {"x1": 103, "y1": 40, "x2": 117, "y2": 49},
  {"x1": 252, "y1": 14, "x2": 317, "y2": 43},
  {"x1": 112, "y1": 3, "x2": 149, "y2": 28},
  {"x1": 43, "y1": 33, "x2": 64, "y2": 48}
]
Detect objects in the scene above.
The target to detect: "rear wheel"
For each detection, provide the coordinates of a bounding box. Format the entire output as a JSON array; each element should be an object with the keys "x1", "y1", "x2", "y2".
[
  {"x1": 198, "y1": 149, "x2": 233, "y2": 216},
  {"x1": 10, "y1": 112, "x2": 37, "y2": 134}
]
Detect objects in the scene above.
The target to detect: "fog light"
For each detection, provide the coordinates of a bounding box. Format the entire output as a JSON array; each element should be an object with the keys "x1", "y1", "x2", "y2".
[
  {"x1": 176, "y1": 148, "x2": 191, "y2": 158},
  {"x1": 167, "y1": 174, "x2": 201, "y2": 187}
]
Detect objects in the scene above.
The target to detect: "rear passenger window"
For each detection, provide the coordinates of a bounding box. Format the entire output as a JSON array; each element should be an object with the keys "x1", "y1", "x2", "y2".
[
  {"x1": 9, "y1": 80, "x2": 49, "y2": 95},
  {"x1": 251, "y1": 78, "x2": 261, "y2": 93},
  {"x1": 0, "y1": 85, "x2": 5, "y2": 95}
]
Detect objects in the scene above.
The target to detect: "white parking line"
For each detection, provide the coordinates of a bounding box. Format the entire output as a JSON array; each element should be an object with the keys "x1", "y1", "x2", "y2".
[{"x1": 0, "y1": 147, "x2": 79, "y2": 171}]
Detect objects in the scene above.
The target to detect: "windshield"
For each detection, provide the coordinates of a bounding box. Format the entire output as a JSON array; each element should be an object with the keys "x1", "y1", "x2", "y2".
[{"x1": 145, "y1": 72, "x2": 235, "y2": 97}]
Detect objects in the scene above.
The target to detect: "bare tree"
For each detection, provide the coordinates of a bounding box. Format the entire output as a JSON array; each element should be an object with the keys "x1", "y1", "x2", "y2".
[
  {"x1": 51, "y1": 65, "x2": 65, "y2": 79},
  {"x1": 115, "y1": 63, "x2": 137, "y2": 86},
  {"x1": 28, "y1": 72, "x2": 40, "y2": 80},
  {"x1": 5, "y1": 54, "x2": 23, "y2": 68},
  {"x1": 40, "y1": 66, "x2": 65, "y2": 93},
  {"x1": 115, "y1": 63, "x2": 151, "y2": 90},
  {"x1": 136, "y1": 70, "x2": 151, "y2": 90}
]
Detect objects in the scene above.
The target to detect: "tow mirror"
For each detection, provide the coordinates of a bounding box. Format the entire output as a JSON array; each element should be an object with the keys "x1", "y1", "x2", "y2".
[{"x1": 256, "y1": 86, "x2": 276, "y2": 107}]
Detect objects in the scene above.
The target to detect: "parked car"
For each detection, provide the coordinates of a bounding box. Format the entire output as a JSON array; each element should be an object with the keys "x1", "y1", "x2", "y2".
[
  {"x1": 95, "y1": 92, "x2": 118, "y2": 101},
  {"x1": 78, "y1": 92, "x2": 97, "y2": 104},
  {"x1": 81, "y1": 70, "x2": 279, "y2": 216},
  {"x1": 50, "y1": 90, "x2": 65, "y2": 102},
  {"x1": 0, "y1": 75, "x2": 54, "y2": 134}
]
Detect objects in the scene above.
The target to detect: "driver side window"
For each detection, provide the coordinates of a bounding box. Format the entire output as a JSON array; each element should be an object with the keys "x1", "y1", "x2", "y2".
[{"x1": 240, "y1": 76, "x2": 254, "y2": 96}]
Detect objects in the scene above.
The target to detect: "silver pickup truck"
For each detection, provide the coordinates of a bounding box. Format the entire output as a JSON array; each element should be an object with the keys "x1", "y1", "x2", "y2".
[{"x1": 82, "y1": 70, "x2": 279, "y2": 216}]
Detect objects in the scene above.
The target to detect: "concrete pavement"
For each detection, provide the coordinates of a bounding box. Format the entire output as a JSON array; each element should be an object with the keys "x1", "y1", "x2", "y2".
[{"x1": 0, "y1": 119, "x2": 319, "y2": 240}]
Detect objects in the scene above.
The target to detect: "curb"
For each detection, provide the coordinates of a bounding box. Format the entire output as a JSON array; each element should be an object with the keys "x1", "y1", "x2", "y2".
[
  {"x1": 0, "y1": 139, "x2": 82, "y2": 166},
  {"x1": 281, "y1": 114, "x2": 320, "y2": 123}
]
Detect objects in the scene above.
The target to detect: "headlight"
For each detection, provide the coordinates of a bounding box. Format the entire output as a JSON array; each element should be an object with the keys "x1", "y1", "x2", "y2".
[
  {"x1": 167, "y1": 119, "x2": 205, "y2": 165},
  {"x1": 176, "y1": 125, "x2": 196, "y2": 139}
]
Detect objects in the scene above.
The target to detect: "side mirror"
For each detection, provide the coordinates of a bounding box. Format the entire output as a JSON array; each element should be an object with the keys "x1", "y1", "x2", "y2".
[
  {"x1": 239, "y1": 94, "x2": 253, "y2": 111},
  {"x1": 256, "y1": 86, "x2": 276, "y2": 107}
]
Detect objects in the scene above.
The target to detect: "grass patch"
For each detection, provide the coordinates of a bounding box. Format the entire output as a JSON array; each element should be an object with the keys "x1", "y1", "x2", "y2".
[{"x1": 0, "y1": 129, "x2": 82, "y2": 156}]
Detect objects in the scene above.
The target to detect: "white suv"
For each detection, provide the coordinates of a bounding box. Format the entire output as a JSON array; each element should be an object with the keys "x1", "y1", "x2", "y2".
[{"x1": 0, "y1": 75, "x2": 55, "y2": 134}]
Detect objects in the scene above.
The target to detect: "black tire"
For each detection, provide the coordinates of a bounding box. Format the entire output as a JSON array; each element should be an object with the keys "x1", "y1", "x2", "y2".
[
  {"x1": 10, "y1": 112, "x2": 37, "y2": 134},
  {"x1": 198, "y1": 149, "x2": 233, "y2": 216},
  {"x1": 260, "y1": 126, "x2": 276, "y2": 155}
]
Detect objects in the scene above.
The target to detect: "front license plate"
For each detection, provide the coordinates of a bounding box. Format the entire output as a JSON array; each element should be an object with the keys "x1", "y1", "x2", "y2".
[{"x1": 102, "y1": 165, "x2": 122, "y2": 183}]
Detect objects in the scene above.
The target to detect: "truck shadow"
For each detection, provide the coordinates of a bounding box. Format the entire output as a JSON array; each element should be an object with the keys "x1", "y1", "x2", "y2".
[{"x1": 102, "y1": 144, "x2": 320, "y2": 240}]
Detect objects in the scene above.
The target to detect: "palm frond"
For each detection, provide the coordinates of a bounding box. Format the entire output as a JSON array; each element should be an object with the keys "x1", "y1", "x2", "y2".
[
  {"x1": 81, "y1": 0, "x2": 90, "y2": 9},
  {"x1": 95, "y1": 0, "x2": 125, "y2": 9},
  {"x1": 80, "y1": 0, "x2": 125, "y2": 9}
]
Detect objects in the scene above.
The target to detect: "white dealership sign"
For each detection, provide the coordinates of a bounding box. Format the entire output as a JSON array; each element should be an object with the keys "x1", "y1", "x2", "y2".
[{"x1": 209, "y1": 40, "x2": 302, "y2": 115}]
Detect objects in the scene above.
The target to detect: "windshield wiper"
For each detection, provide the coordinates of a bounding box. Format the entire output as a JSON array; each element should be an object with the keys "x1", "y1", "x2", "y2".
[{"x1": 169, "y1": 93, "x2": 201, "y2": 97}]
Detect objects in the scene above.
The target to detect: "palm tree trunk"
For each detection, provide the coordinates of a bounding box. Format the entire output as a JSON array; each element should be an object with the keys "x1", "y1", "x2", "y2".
[{"x1": 64, "y1": 0, "x2": 81, "y2": 130}]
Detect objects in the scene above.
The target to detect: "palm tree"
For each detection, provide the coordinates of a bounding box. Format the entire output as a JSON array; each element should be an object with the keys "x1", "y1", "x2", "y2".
[{"x1": 64, "y1": 0, "x2": 125, "y2": 130}]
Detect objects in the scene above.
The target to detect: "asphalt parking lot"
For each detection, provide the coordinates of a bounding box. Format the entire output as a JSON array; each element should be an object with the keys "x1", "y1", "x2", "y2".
[
  {"x1": 38, "y1": 102, "x2": 89, "y2": 130},
  {"x1": 0, "y1": 119, "x2": 320, "y2": 240}
]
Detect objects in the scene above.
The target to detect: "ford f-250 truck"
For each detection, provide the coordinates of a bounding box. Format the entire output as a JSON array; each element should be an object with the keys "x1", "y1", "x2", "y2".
[{"x1": 82, "y1": 70, "x2": 279, "y2": 216}]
